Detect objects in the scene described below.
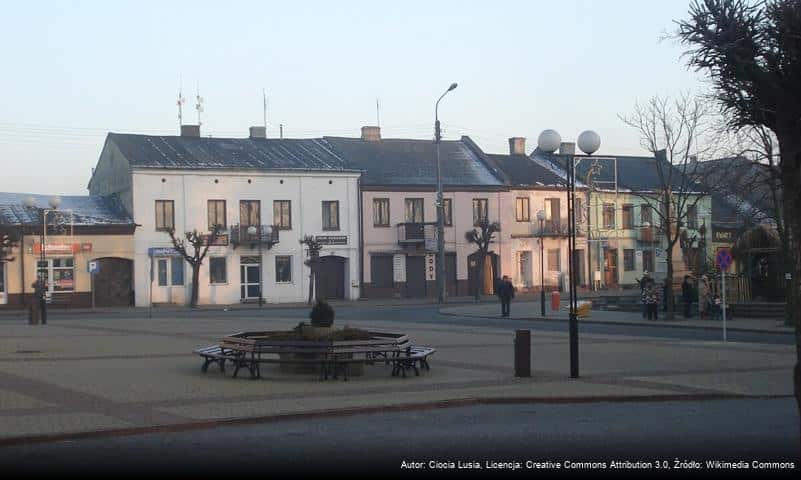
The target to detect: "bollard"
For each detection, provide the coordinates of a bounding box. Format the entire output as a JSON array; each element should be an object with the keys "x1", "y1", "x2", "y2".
[
  {"x1": 514, "y1": 329, "x2": 531, "y2": 377},
  {"x1": 551, "y1": 290, "x2": 561, "y2": 312}
]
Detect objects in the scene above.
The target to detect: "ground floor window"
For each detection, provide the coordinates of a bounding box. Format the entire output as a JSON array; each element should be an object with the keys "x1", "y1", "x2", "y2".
[
  {"x1": 209, "y1": 257, "x2": 227, "y2": 284},
  {"x1": 275, "y1": 256, "x2": 292, "y2": 283},
  {"x1": 547, "y1": 249, "x2": 560, "y2": 272},
  {"x1": 623, "y1": 249, "x2": 635, "y2": 271},
  {"x1": 156, "y1": 257, "x2": 184, "y2": 286},
  {"x1": 643, "y1": 250, "x2": 655, "y2": 273},
  {"x1": 37, "y1": 258, "x2": 75, "y2": 292}
]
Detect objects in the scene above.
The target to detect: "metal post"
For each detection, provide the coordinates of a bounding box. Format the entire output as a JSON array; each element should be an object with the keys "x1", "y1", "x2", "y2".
[
  {"x1": 567, "y1": 154, "x2": 578, "y2": 378},
  {"x1": 539, "y1": 219, "x2": 545, "y2": 316},
  {"x1": 258, "y1": 227, "x2": 264, "y2": 307},
  {"x1": 434, "y1": 83, "x2": 457, "y2": 303},
  {"x1": 39, "y1": 208, "x2": 47, "y2": 325},
  {"x1": 722, "y1": 269, "x2": 727, "y2": 342}
]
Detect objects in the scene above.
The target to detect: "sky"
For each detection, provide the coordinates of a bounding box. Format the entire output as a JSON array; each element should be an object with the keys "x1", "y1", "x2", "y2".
[{"x1": 0, "y1": 0, "x2": 706, "y2": 196}]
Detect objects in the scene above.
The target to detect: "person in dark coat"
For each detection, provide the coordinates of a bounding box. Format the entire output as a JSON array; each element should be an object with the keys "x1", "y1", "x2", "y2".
[
  {"x1": 497, "y1": 275, "x2": 515, "y2": 317},
  {"x1": 681, "y1": 275, "x2": 694, "y2": 318}
]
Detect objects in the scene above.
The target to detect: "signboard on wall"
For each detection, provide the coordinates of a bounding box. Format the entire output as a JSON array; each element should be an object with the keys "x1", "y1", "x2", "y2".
[
  {"x1": 315, "y1": 235, "x2": 348, "y2": 245},
  {"x1": 32, "y1": 243, "x2": 81, "y2": 255},
  {"x1": 393, "y1": 254, "x2": 406, "y2": 283},
  {"x1": 425, "y1": 253, "x2": 436, "y2": 281},
  {"x1": 147, "y1": 247, "x2": 182, "y2": 257}
]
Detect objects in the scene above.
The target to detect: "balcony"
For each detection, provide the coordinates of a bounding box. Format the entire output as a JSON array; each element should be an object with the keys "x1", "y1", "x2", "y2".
[
  {"x1": 511, "y1": 218, "x2": 586, "y2": 239},
  {"x1": 230, "y1": 224, "x2": 279, "y2": 249},
  {"x1": 637, "y1": 226, "x2": 660, "y2": 243},
  {"x1": 397, "y1": 222, "x2": 436, "y2": 244}
]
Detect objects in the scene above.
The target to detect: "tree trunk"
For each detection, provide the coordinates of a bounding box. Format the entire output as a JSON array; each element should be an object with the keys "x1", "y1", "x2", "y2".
[
  {"x1": 190, "y1": 265, "x2": 200, "y2": 308},
  {"x1": 666, "y1": 249, "x2": 675, "y2": 321},
  {"x1": 308, "y1": 270, "x2": 314, "y2": 305}
]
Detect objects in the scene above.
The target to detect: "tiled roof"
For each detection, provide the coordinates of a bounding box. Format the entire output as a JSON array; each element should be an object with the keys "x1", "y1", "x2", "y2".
[
  {"x1": 107, "y1": 133, "x2": 350, "y2": 171},
  {"x1": 323, "y1": 136, "x2": 505, "y2": 187},
  {"x1": 488, "y1": 153, "x2": 565, "y2": 187},
  {"x1": 0, "y1": 193, "x2": 132, "y2": 226}
]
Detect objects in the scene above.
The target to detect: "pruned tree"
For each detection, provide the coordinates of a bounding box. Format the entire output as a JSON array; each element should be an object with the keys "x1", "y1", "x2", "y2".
[
  {"x1": 167, "y1": 224, "x2": 223, "y2": 308},
  {"x1": 0, "y1": 231, "x2": 18, "y2": 264},
  {"x1": 465, "y1": 219, "x2": 500, "y2": 300},
  {"x1": 300, "y1": 235, "x2": 323, "y2": 304},
  {"x1": 619, "y1": 94, "x2": 714, "y2": 320},
  {"x1": 676, "y1": 0, "x2": 801, "y2": 444}
]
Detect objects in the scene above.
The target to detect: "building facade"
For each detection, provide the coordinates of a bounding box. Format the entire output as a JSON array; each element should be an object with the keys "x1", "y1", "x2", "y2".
[
  {"x1": 88, "y1": 128, "x2": 361, "y2": 306},
  {"x1": 326, "y1": 128, "x2": 510, "y2": 298},
  {"x1": 0, "y1": 193, "x2": 135, "y2": 308}
]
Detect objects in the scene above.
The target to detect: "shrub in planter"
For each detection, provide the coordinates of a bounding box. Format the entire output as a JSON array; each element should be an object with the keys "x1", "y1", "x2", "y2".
[{"x1": 309, "y1": 300, "x2": 335, "y2": 328}]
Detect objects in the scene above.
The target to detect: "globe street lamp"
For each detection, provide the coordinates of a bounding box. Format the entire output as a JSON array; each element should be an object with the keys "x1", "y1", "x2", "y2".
[
  {"x1": 538, "y1": 129, "x2": 601, "y2": 379},
  {"x1": 23, "y1": 195, "x2": 63, "y2": 325},
  {"x1": 537, "y1": 209, "x2": 546, "y2": 316},
  {"x1": 435, "y1": 82, "x2": 458, "y2": 303}
]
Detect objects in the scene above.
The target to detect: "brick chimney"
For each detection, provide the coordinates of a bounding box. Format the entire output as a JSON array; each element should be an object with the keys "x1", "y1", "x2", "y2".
[
  {"x1": 559, "y1": 142, "x2": 575, "y2": 155},
  {"x1": 508, "y1": 137, "x2": 526, "y2": 155},
  {"x1": 361, "y1": 126, "x2": 381, "y2": 142},
  {"x1": 249, "y1": 126, "x2": 266, "y2": 139},
  {"x1": 180, "y1": 125, "x2": 201, "y2": 137}
]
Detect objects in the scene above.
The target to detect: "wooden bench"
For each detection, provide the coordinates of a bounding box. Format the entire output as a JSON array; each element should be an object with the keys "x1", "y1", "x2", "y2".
[
  {"x1": 193, "y1": 345, "x2": 245, "y2": 374},
  {"x1": 389, "y1": 346, "x2": 436, "y2": 377}
]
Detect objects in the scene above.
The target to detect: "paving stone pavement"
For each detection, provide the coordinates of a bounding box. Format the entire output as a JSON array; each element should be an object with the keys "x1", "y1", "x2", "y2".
[{"x1": 0, "y1": 312, "x2": 795, "y2": 443}]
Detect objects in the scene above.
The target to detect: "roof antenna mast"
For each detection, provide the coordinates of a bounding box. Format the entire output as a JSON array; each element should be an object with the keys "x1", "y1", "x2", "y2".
[
  {"x1": 195, "y1": 82, "x2": 204, "y2": 127},
  {"x1": 177, "y1": 74, "x2": 186, "y2": 134},
  {"x1": 263, "y1": 88, "x2": 269, "y2": 130},
  {"x1": 376, "y1": 98, "x2": 381, "y2": 128}
]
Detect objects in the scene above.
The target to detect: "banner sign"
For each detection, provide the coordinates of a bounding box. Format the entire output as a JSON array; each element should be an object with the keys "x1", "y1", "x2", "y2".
[
  {"x1": 33, "y1": 243, "x2": 80, "y2": 255},
  {"x1": 425, "y1": 253, "x2": 436, "y2": 281},
  {"x1": 315, "y1": 235, "x2": 348, "y2": 245},
  {"x1": 148, "y1": 247, "x2": 182, "y2": 257}
]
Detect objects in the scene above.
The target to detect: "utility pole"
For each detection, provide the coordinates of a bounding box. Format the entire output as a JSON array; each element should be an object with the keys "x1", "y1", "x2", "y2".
[{"x1": 434, "y1": 83, "x2": 457, "y2": 303}]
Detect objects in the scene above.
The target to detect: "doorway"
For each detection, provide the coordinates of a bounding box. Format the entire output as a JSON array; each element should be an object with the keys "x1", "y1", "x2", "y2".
[
  {"x1": 604, "y1": 249, "x2": 618, "y2": 288},
  {"x1": 405, "y1": 256, "x2": 426, "y2": 298},
  {"x1": 467, "y1": 251, "x2": 499, "y2": 296},
  {"x1": 240, "y1": 256, "x2": 261, "y2": 301},
  {"x1": 316, "y1": 255, "x2": 346, "y2": 300},
  {"x1": 93, "y1": 257, "x2": 133, "y2": 307},
  {"x1": 151, "y1": 256, "x2": 185, "y2": 304},
  {"x1": 516, "y1": 251, "x2": 532, "y2": 289}
]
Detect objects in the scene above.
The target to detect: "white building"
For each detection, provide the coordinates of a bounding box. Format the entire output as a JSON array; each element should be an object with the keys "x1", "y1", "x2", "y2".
[{"x1": 88, "y1": 126, "x2": 361, "y2": 306}]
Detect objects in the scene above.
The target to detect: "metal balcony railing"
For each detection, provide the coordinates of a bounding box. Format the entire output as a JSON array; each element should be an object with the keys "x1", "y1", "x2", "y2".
[
  {"x1": 230, "y1": 224, "x2": 279, "y2": 249},
  {"x1": 397, "y1": 222, "x2": 436, "y2": 244}
]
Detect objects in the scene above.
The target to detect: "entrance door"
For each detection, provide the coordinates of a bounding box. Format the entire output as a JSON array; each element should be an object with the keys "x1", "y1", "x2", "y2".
[
  {"x1": 467, "y1": 252, "x2": 499, "y2": 296},
  {"x1": 240, "y1": 257, "x2": 261, "y2": 301},
  {"x1": 152, "y1": 256, "x2": 185, "y2": 304},
  {"x1": 517, "y1": 251, "x2": 532, "y2": 288},
  {"x1": 94, "y1": 258, "x2": 133, "y2": 307},
  {"x1": 316, "y1": 256, "x2": 346, "y2": 300},
  {"x1": 445, "y1": 253, "x2": 457, "y2": 297},
  {"x1": 604, "y1": 249, "x2": 618, "y2": 287},
  {"x1": 405, "y1": 256, "x2": 426, "y2": 298}
]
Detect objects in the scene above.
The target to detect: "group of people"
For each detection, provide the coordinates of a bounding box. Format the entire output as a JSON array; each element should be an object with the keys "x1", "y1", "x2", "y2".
[{"x1": 681, "y1": 274, "x2": 723, "y2": 320}]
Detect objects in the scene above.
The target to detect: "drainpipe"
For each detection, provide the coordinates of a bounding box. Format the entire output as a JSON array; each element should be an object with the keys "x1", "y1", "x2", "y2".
[
  {"x1": 20, "y1": 225, "x2": 26, "y2": 306},
  {"x1": 357, "y1": 176, "x2": 364, "y2": 300}
]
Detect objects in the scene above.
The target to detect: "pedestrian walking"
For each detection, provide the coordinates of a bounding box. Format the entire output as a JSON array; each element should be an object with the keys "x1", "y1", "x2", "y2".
[
  {"x1": 641, "y1": 280, "x2": 659, "y2": 320},
  {"x1": 699, "y1": 275, "x2": 711, "y2": 319},
  {"x1": 497, "y1": 275, "x2": 514, "y2": 317},
  {"x1": 637, "y1": 272, "x2": 652, "y2": 319},
  {"x1": 681, "y1": 275, "x2": 694, "y2": 318}
]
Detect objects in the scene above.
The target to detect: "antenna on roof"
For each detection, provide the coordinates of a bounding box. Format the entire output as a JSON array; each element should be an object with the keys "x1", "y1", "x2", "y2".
[
  {"x1": 195, "y1": 82, "x2": 204, "y2": 127},
  {"x1": 376, "y1": 98, "x2": 381, "y2": 128},
  {"x1": 263, "y1": 88, "x2": 268, "y2": 130},
  {"x1": 176, "y1": 74, "x2": 186, "y2": 133},
  {"x1": 280, "y1": 124, "x2": 284, "y2": 139}
]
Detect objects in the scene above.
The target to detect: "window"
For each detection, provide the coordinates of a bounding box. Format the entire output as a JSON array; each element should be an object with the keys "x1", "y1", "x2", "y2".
[
  {"x1": 547, "y1": 249, "x2": 560, "y2": 272},
  {"x1": 157, "y1": 259, "x2": 168, "y2": 286},
  {"x1": 207, "y1": 200, "x2": 226, "y2": 231},
  {"x1": 275, "y1": 256, "x2": 292, "y2": 283},
  {"x1": 640, "y1": 204, "x2": 653, "y2": 225},
  {"x1": 239, "y1": 200, "x2": 260, "y2": 227},
  {"x1": 209, "y1": 257, "x2": 227, "y2": 284},
  {"x1": 371, "y1": 255, "x2": 394, "y2": 289},
  {"x1": 373, "y1": 198, "x2": 390, "y2": 227},
  {"x1": 171, "y1": 257, "x2": 184, "y2": 285},
  {"x1": 37, "y1": 258, "x2": 75, "y2": 292},
  {"x1": 273, "y1": 200, "x2": 292, "y2": 230},
  {"x1": 472, "y1": 198, "x2": 488, "y2": 225},
  {"x1": 643, "y1": 250, "x2": 655, "y2": 273},
  {"x1": 404, "y1": 198, "x2": 424, "y2": 223},
  {"x1": 623, "y1": 249, "x2": 635, "y2": 271},
  {"x1": 516, "y1": 197, "x2": 530, "y2": 222},
  {"x1": 621, "y1": 204, "x2": 634, "y2": 229},
  {"x1": 155, "y1": 200, "x2": 174, "y2": 231},
  {"x1": 322, "y1": 201, "x2": 340, "y2": 230},
  {"x1": 442, "y1": 198, "x2": 452, "y2": 226},
  {"x1": 545, "y1": 198, "x2": 561, "y2": 230},
  {"x1": 686, "y1": 204, "x2": 698, "y2": 229},
  {"x1": 603, "y1": 203, "x2": 616, "y2": 229}
]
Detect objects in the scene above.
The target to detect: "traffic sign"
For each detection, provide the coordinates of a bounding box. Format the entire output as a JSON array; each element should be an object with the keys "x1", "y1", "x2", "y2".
[
  {"x1": 88, "y1": 260, "x2": 99, "y2": 275},
  {"x1": 716, "y1": 248, "x2": 732, "y2": 271}
]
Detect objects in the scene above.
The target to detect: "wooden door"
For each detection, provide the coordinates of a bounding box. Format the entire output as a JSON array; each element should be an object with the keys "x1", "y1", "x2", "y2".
[
  {"x1": 316, "y1": 256, "x2": 345, "y2": 300},
  {"x1": 94, "y1": 257, "x2": 133, "y2": 307},
  {"x1": 604, "y1": 249, "x2": 618, "y2": 287}
]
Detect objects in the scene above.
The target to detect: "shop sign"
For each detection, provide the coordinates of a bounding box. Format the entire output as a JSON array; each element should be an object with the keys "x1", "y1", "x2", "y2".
[
  {"x1": 33, "y1": 243, "x2": 80, "y2": 255},
  {"x1": 425, "y1": 253, "x2": 436, "y2": 281},
  {"x1": 315, "y1": 235, "x2": 348, "y2": 245},
  {"x1": 712, "y1": 228, "x2": 739, "y2": 243},
  {"x1": 147, "y1": 247, "x2": 182, "y2": 257}
]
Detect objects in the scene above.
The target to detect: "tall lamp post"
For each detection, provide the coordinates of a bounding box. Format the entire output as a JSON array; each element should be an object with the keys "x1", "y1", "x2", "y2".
[
  {"x1": 537, "y1": 209, "x2": 546, "y2": 316},
  {"x1": 22, "y1": 195, "x2": 62, "y2": 325},
  {"x1": 435, "y1": 82, "x2": 458, "y2": 304},
  {"x1": 537, "y1": 129, "x2": 600, "y2": 379}
]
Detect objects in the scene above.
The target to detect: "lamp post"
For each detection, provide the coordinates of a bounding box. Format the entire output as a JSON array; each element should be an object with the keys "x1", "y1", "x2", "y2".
[
  {"x1": 537, "y1": 209, "x2": 546, "y2": 316},
  {"x1": 699, "y1": 221, "x2": 707, "y2": 275},
  {"x1": 435, "y1": 82, "x2": 458, "y2": 304},
  {"x1": 23, "y1": 195, "x2": 62, "y2": 325},
  {"x1": 537, "y1": 129, "x2": 601, "y2": 379},
  {"x1": 247, "y1": 225, "x2": 264, "y2": 307}
]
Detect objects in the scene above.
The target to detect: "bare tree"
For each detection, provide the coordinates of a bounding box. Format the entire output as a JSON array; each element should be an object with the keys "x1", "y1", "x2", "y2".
[
  {"x1": 300, "y1": 235, "x2": 323, "y2": 304},
  {"x1": 620, "y1": 95, "x2": 714, "y2": 320},
  {"x1": 166, "y1": 224, "x2": 223, "y2": 308},
  {"x1": 676, "y1": 0, "x2": 801, "y2": 442},
  {"x1": 465, "y1": 219, "x2": 500, "y2": 300}
]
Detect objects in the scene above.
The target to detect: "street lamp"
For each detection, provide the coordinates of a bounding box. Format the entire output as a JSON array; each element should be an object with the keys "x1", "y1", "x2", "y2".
[
  {"x1": 699, "y1": 222, "x2": 707, "y2": 275},
  {"x1": 538, "y1": 129, "x2": 601, "y2": 379},
  {"x1": 537, "y1": 209, "x2": 546, "y2": 316},
  {"x1": 246, "y1": 224, "x2": 265, "y2": 307},
  {"x1": 23, "y1": 195, "x2": 62, "y2": 325},
  {"x1": 435, "y1": 82, "x2": 458, "y2": 304}
]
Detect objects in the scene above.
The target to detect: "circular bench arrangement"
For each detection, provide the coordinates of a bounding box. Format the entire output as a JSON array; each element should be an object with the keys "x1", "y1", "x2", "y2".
[{"x1": 194, "y1": 330, "x2": 435, "y2": 381}]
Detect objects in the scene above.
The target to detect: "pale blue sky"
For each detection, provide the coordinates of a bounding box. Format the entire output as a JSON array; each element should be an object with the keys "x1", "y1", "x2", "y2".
[{"x1": 0, "y1": 0, "x2": 704, "y2": 195}]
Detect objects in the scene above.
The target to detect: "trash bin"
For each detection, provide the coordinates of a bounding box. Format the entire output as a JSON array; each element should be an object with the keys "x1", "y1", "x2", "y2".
[
  {"x1": 514, "y1": 330, "x2": 530, "y2": 377},
  {"x1": 551, "y1": 290, "x2": 561, "y2": 312}
]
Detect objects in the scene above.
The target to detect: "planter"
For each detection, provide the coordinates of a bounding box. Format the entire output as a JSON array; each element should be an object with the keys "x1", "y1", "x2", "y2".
[
  {"x1": 278, "y1": 351, "x2": 364, "y2": 376},
  {"x1": 302, "y1": 325, "x2": 333, "y2": 339}
]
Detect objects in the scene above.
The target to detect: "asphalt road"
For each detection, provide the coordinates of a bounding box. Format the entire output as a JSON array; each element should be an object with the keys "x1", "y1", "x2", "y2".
[{"x1": 1, "y1": 399, "x2": 797, "y2": 475}]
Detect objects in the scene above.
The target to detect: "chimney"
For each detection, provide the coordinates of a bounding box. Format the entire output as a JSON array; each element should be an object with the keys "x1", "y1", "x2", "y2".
[
  {"x1": 558, "y1": 142, "x2": 575, "y2": 155},
  {"x1": 508, "y1": 137, "x2": 526, "y2": 155},
  {"x1": 249, "y1": 126, "x2": 267, "y2": 139},
  {"x1": 361, "y1": 126, "x2": 381, "y2": 142},
  {"x1": 181, "y1": 124, "x2": 201, "y2": 137}
]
